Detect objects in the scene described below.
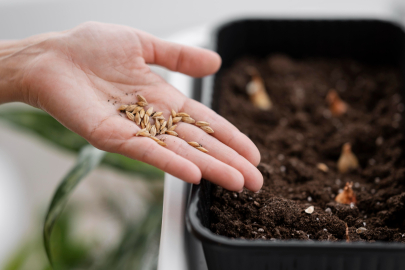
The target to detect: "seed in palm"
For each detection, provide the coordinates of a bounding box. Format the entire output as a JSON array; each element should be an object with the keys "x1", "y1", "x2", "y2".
[
  {"x1": 176, "y1": 112, "x2": 189, "y2": 117},
  {"x1": 136, "y1": 129, "x2": 150, "y2": 137},
  {"x1": 152, "y1": 111, "x2": 163, "y2": 117},
  {"x1": 118, "y1": 105, "x2": 128, "y2": 111},
  {"x1": 173, "y1": 117, "x2": 182, "y2": 124},
  {"x1": 126, "y1": 104, "x2": 137, "y2": 112},
  {"x1": 182, "y1": 117, "x2": 195, "y2": 124},
  {"x1": 143, "y1": 114, "x2": 149, "y2": 125},
  {"x1": 197, "y1": 146, "x2": 209, "y2": 153},
  {"x1": 126, "y1": 111, "x2": 135, "y2": 121},
  {"x1": 201, "y1": 126, "x2": 214, "y2": 134},
  {"x1": 140, "y1": 108, "x2": 145, "y2": 118},
  {"x1": 188, "y1": 141, "x2": 200, "y2": 147},
  {"x1": 171, "y1": 109, "x2": 177, "y2": 118},
  {"x1": 150, "y1": 136, "x2": 160, "y2": 142},
  {"x1": 168, "y1": 116, "x2": 173, "y2": 129},
  {"x1": 157, "y1": 140, "x2": 167, "y2": 147},
  {"x1": 161, "y1": 120, "x2": 167, "y2": 129},
  {"x1": 166, "y1": 130, "x2": 178, "y2": 136},
  {"x1": 141, "y1": 122, "x2": 145, "y2": 129},
  {"x1": 168, "y1": 125, "x2": 177, "y2": 132},
  {"x1": 133, "y1": 106, "x2": 142, "y2": 114},
  {"x1": 135, "y1": 112, "x2": 141, "y2": 125},
  {"x1": 196, "y1": 121, "x2": 210, "y2": 127},
  {"x1": 150, "y1": 126, "x2": 157, "y2": 137},
  {"x1": 146, "y1": 107, "x2": 154, "y2": 116},
  {"x1": 155, "y1": 119, "x2": 161, "y2": 130},
  {"x1": 146, "y1": 122, "x2": 151, "y2": 132},
  {"x1": 160, "y1": 127, "x2": 167, "y2": 134}
]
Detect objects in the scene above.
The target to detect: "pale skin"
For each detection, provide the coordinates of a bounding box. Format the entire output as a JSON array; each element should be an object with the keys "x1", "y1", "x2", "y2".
[{"x1": 0, "y1": 22, "x2": 263, "y2": 192}]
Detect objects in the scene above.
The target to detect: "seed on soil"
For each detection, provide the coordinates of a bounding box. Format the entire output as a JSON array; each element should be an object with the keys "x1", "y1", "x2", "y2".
[
  {"x1": 258, "y1": 228, "x2": 264, "y2": 232},
  {"x1": 136, "y1": 129, "x2": 150, "y2": 137},
  {"x1": 168, "y1": 116, "x2": 173, "y2": 129},
  {"x1": 325, "y1": 208, "x2": 332, "y2": 214},
  {"x1": 165, "y1": 130, "x2": 178, "y2": 136},
  {"x1": 196, "y1": 121, "x2": 210, "y2": 127},
  {"x1": 168, "y1": 125, "x2": 177, "y2": 131},
  {"x1": 197, "y1": 146, "x2": 208, "y2": 153},
  {"x1": 335, "y1": 182, "x2": 357, "y2": 205},
  {"x1": 135, "y1": 112, "x2": 141, "y2": 125},
  {"x1": 253, "y1": 201, "x2": 260, "y2": 207},
  {"x1": 326, "y1": 89, "x2": 347, "y2": 116},
  {"x1": 118, "y1": 105, "x2": 128, "y2": 111},
  {"x1": 188, "y1": 141, "x2": 200, "y2": 147},
  {"x1": 304, "y1": 206, "x2": 314, "y2": 214},
  {"x1": 146, "y1": 107, "x2": 154, "y2": 116},
  {"x1": 172, "y1": 117, "x2": 182, "y2": 124},
  {"x1": 182, "y1": 117, "x2": 195, "y2": 124},
  {"x1": 356, "y1": 227, "x2": 367, "y2": 234},
  {"x1": 150, "y1": 125, "x2": 157, "y2": 136},
  {"x1": 337, "y1": 143, "x2": 359, "y2": 173},
  {"x1": 171, "y1": 109, "x2": 177, "y2": 118},
  {"x1": 245, "y1": 66, "x2": 273, "y2": 110},
  {"x1": 345, "y1": 223, "x2": 350, "y2": 242},
  {"x1": 157, "y1": 140, "x2": 167, "y2": 147},
  {"x1": 126, "y1": 104, "x2": 137, "y2": 112},
  {"x1": 126, "y1": 111, "x2": 135, "y2": 121},
  {"x1": 200, "y1": 126, "x2": 214, "y2": 134},
  {"x1": 317, "y1": 163, "x2": 329, "y2": 172},
  {"x1": 176, "y1": 112, "x2": 190, "y2": 117},
  {"x1": 140, "y1": 108, "x2": 145, "y2": 118}
]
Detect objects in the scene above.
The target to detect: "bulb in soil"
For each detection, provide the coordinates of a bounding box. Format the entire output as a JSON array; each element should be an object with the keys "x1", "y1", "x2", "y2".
[
  {"x1": 335, "y1": 182, "x2": 357, "y2": 205},
  {"x1": 326, "y1": 89, "x2": 347, "y2": 117},
  {"x1": 245, "y1": 66, "x2": 272, "y2": 110},
  {"x1": 337, "y1": 143, "x2": 359, "y2": 173}
]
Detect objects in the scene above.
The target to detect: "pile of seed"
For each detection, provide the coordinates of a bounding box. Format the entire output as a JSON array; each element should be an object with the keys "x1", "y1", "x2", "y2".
[{"x1": 118, "y1": 95, "x2": 213, "y2": 152}]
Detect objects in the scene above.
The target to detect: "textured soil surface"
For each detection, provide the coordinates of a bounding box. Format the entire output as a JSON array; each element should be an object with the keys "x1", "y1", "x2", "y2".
[{"x1": 210, "y1": 55, "x2": 405, "y2": 242}]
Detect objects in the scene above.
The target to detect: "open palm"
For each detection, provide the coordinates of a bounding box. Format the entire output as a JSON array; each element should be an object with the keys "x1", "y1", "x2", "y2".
[{"x1": 20, "y1": 22, "x2": 262, "y2": 191}]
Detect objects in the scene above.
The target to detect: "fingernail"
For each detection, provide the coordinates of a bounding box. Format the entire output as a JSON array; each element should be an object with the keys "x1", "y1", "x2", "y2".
[
  {"x1": 238, "y1": 188, "x2": 244, "y2": 193},
  {"x1": 255, "y1": 190, "x2": 261, "y2": 194}
]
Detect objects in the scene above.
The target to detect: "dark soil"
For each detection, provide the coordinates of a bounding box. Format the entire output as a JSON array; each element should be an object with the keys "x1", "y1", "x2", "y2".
[{"x1": 210, "y1": 55, "x2": 405, "y2": 242}]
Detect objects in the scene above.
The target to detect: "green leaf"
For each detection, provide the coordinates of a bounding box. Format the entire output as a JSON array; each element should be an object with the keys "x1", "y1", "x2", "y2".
[
  {"x1": 0, "y1": 110, "x2": 163, "y2": 179},
  {"x1": 43, "y1": 145, "x2": 105, "y2": 268}
]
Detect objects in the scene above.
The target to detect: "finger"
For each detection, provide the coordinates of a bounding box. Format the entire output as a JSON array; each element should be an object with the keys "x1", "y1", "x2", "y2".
[
  {"x1": 158, "y1": 134, "x2": 245, "y2": 191},
  {"x1": 136, "y1": 30, "x2": 221, "y2": 77},
  {"x1": 174, "y1": 122, "x2": 263, "y2": 191},
  {"x1": 181, "y1": 99, "x2": 261, "y2": 166},
  {"x1": 86, "y1": 116, "x2": 202, "y2": 184}
]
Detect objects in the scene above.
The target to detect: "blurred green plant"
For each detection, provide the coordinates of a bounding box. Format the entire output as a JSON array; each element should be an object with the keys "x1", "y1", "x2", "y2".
[
  {"x1": 0, "y1": 110, "x2": 164, "y2": 270},
  {"x1": 0, "y1": 110, "x2": 164, "y2": 179}
]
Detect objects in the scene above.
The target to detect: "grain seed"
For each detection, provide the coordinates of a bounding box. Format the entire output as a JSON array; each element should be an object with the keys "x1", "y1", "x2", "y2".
[
  {"x1": 146, "y1": 107, "x2": 154, "y2": 116},
  {"x1": 171, "y1": 109, "x2": 177, "y2": 118},
  {"x1": 143, "y1": 114, "x2": 149, "y2": 125},
  {"x1": 141, "y1": 122, "x2": 146, "y2": 129},
  {"x1": 160, "y1": 127, "x2": 167, "y2": 134},
  {"x1": 135, "y1": 112, "x2": 141, "y2": 125},
  {"x1": 137, "y1": 94, "x2": 148, "y2": 103},
  {"x1": 168, "y1": 116, "x2": 173, "y2": 129},
  {"x1": 118, "y1": 105, "x2": 128, "y2": 111},
  {"x1": 196, "y1": 121, "x2": 210, "y2": 127},
  {"x1": 150, "y1": 126, "x2": 157, "y2": 137},
  {"x1": 140, "y1": 108, "x2": 145, "y2": 118},
  {"x1": 182, "y1": 117, "x2": 195, "y2": 124},
  {"x1": 172, "y1": 117, "x2": 182, "y2": 124},
  {"x1": 155, "y1": 119, "x2": 161, "y2": 130},
  {"x1": 126, "y1": 111, "x2": 135, "y2": 121},
  {"x1": 152, "y1": 112, "x2": 163, "y2": 117},
  {"x1": 196, "y1": 146, "x2": 208, "y2": 153},
  {"x1": 166, "y1": 130, "x2": 178, "y2": 136},
  {"x1": 188, "y1": 142, "x2": 200, "y2": 147},
  {"x1": 317, "y1": 163, "x2": 329, "y2": 173},
  {"x1": 146, "y1": 122, "x2": 151, "y2": 132},
  {"x1": 150, "y1": 136, "x2": 159, "y2": 142},
  {"x1": 201, "y1": 126, "x2": 214, "y2": 134},
  {"x1": 126, "y1": 105, "x2": 137, "y2": 112},
  {"x1": 137, "y1": 101, "x2": 148, "y2": 107},
  {"x1": 157, "y1": 140, "x2": 167, "y2": 147},
  {"x1": 161, "y1": 121, "x2": 167, "y2": 129},
  {"x1": 176, "y1": 112, "x2": 189, "y2": 117},
  {"x1": 136, "y1": 129, "x2": 150, "y2": 137},
  {"x1": 133, "y1": 106, "x2": 142, "y2": 113},
  {"x1": 154, "y1": 115, "x2": 165, "y2": 121},
  {"x1": 305, "y1": 206, "x2": 314, "y2": 214},
  {"x1": 168, "y1": 125, "x2": 177, "y2": 131}
]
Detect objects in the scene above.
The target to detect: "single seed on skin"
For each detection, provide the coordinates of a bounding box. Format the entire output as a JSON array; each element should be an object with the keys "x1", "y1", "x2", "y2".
[
  {"x1": 201, "y1": 126, "x2": 214, "y2": 134},
  {"x1": 168, "y1": 125, "x2": 177, "y2": 131},
  {"x1": 126, "y1": 111, "x2": 135, "y2": 121},
  {"x1": 136, "y1": 129, "x2": 150, "y2": 137},
  {"x1": 196, "y1": 121, "x2": 210, "y2": 127},
  {"x1": 168, "y1": 116, "x2": 173, "y2": 129},
  {"x1": 182, "y1": 117, "x2": 195, "y2": 124},
  {"x1": 188, "y1": 141, "x2": 200, "y2": 147},
  {"x1": 172, "y1": 117, "x2": 182, "y2": 124},
  {"x1": 196, "y1": 146, "x2": 209, "y2": 153},
  {"x1": 160, "y1": 127, "x2": 167, "y2": 134},
  {"x1": 166, "y1": 130, "x2": 178, "y2": 136},
  {"x1": 118, "y1": 105, "x2": 128, "y2": 111},
  {"x1": 317, "y1": 163, "x2": 329, "y2": 172},
  {"x1": 126, "y1": 105, "x2": 137, "y2": 112},
  {"x1": 137, "y1": 94, "x2": 147, "y2": 103},
  {"x1": 150, "y1": 126, "x2": 157, "y2": 137},
  {"x1": 146, "y1": 107, "x2": 154, "y2": 116},
  {"x1": 143, "y1": 114, "x2": 149, "y2": 125},
  {"x1": 155, "y1": 119, "x2": 161, "y2": 130},
  {"x1": 305, "y1": 206, "x2": 314, "y2": 214},
  {"x1": 141, "y1": 122, "x2": 145, "y2": 129},
  {"x1": 171, "y1": 109, "x2": 177, "y2": 118},
  {"x1": 150, "y1": 136, "x2": 159, "y2": 142},
  {"x1": 140, "y1": 108, "x2": 145, "y2": 118},
  {"x1": 176, "y1": 112, "x2": 190, "y2": 117},
  {"x1": 153, "y1": 112, "x2": 163, "y2": 117},
  {"x1": 135, "y1": 112, "x2": 141, "y2": 125},
  {"x1": 157, "y1": 140, "x2": 167, "y2": 147}
]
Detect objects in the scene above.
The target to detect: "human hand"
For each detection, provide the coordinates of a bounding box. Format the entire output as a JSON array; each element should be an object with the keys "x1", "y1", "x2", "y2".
[{"x1": 1, "y1": 22, "x2": 263, "y2": 191}]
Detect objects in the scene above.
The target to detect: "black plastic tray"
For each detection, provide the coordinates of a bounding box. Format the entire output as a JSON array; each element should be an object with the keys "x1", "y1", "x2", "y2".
[{"x1": 186, "y1": 19, "x2": 405, "y2": 270}]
